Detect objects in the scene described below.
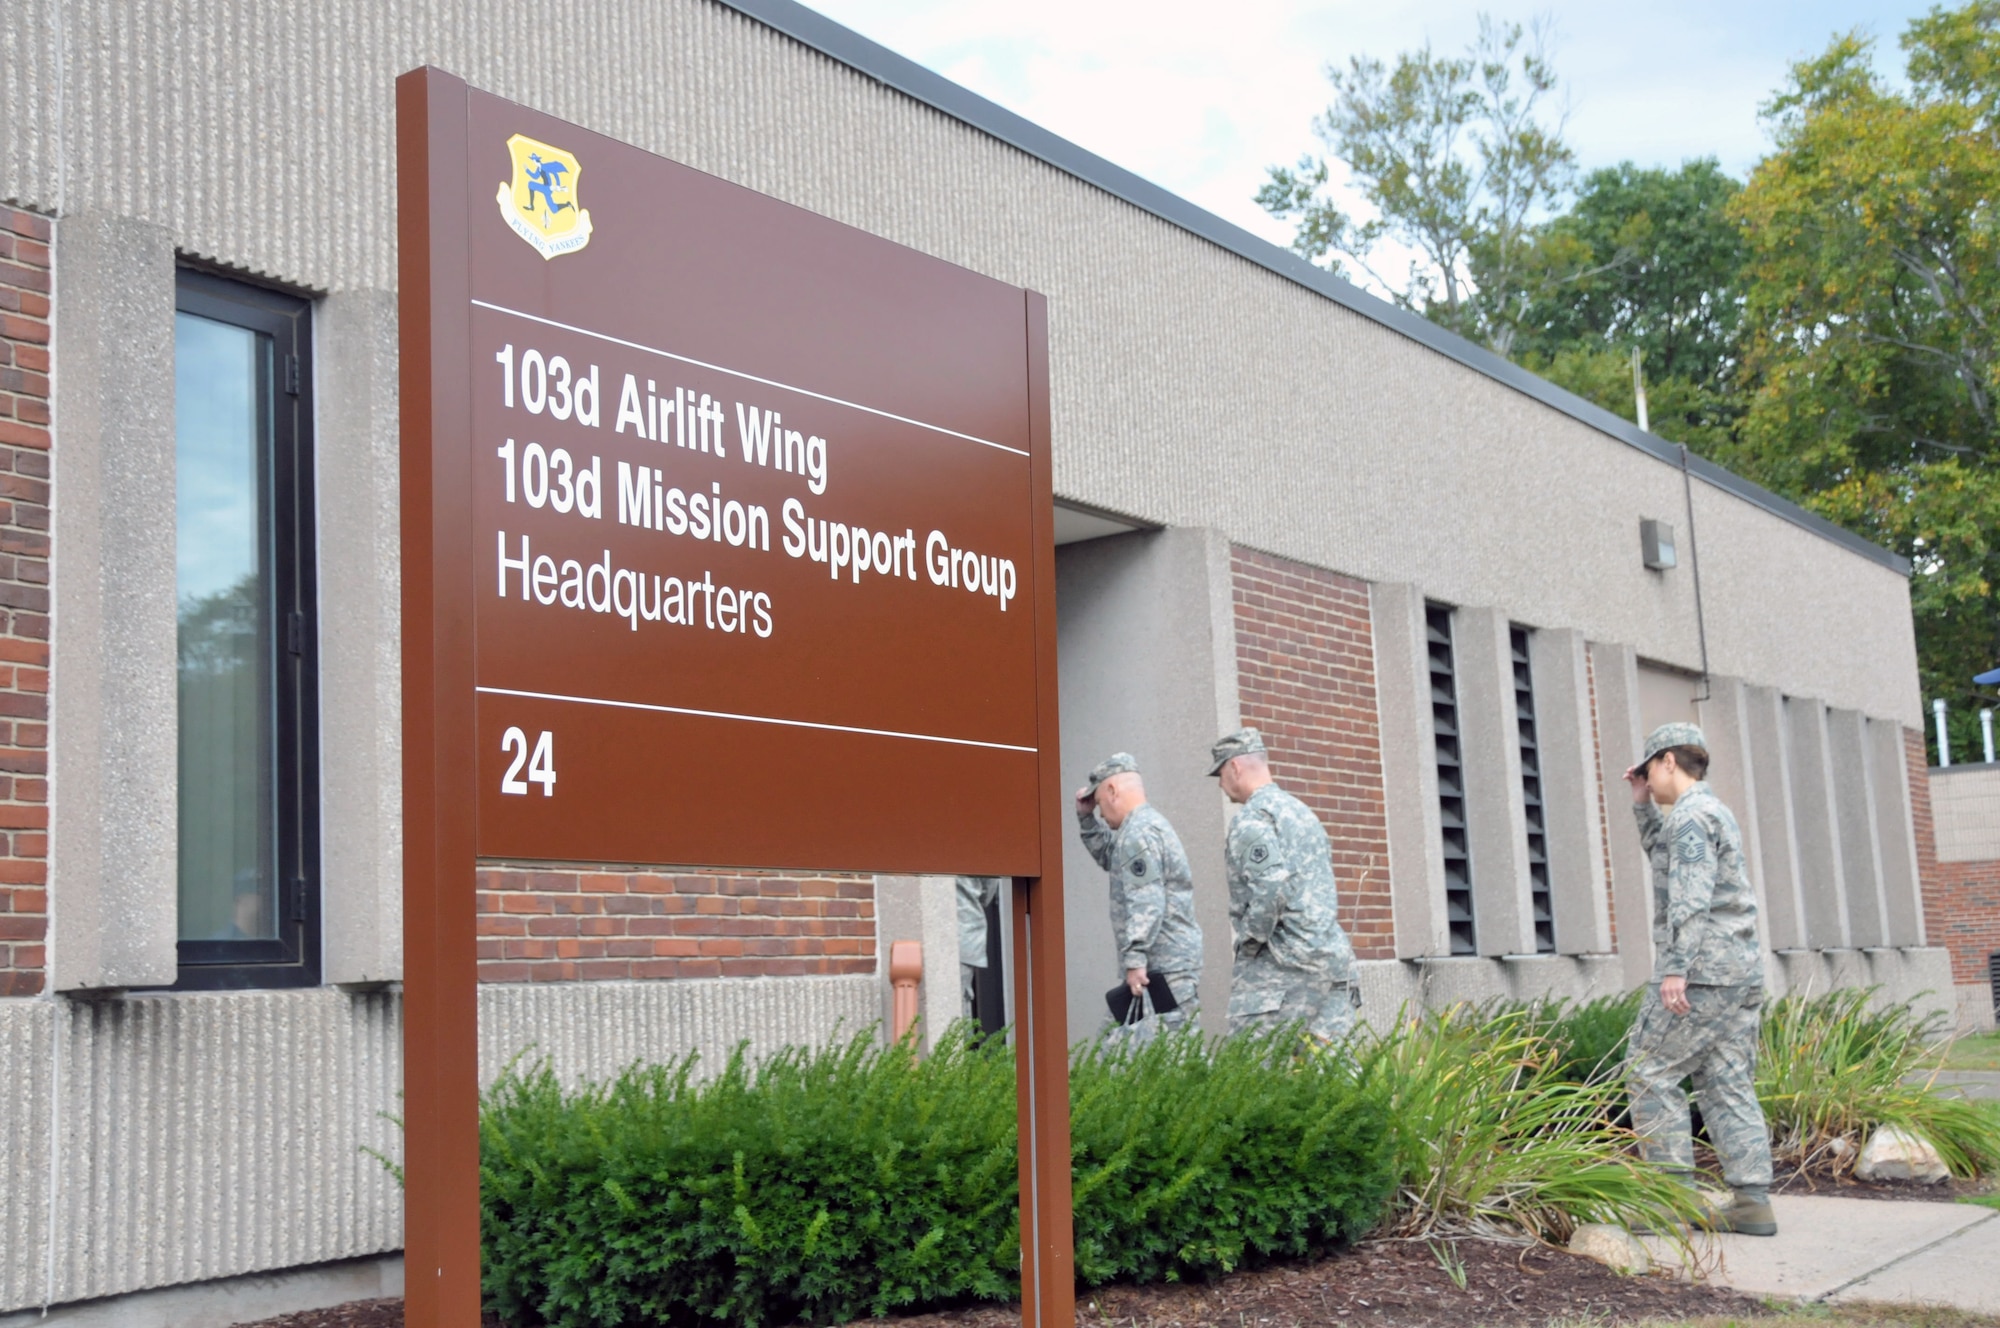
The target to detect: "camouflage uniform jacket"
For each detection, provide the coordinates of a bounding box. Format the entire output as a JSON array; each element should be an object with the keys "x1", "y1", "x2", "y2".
[
  {"x1": 955, "y1": 876, "x2": 1003, "y2": 969},
  {"x1": 1225, "y1": 783, "x2": 1354, "y2": 991},
  {"x1": 1633, "y1": 782, "x2": 1763, "y2": 987},
  {"x1": 1077, "y1": 802, "x2": 1204, "y2": 975}
]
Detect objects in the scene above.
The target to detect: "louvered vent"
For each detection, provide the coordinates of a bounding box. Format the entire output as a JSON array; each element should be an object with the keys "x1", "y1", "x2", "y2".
[
  {"x1": 1512, "y1": 625, "x2": 1556, "y2": 953},
  {"x1": 1427, "y1": 603, "x2": 1476, "y2": 955}
]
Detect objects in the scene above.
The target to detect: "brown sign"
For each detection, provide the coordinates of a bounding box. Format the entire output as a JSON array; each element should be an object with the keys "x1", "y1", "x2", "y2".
[
  {"x1": 461, "y1": 93, "x2": 1043, "y2": 872},
  {"x1": 399, "y1": 68, "x2": 1074, "y2": 1328}
]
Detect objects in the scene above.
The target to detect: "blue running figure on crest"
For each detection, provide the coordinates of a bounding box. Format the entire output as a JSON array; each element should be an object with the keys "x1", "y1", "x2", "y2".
[{"x1": 523, "y1": 153, "x2": 572, "y2": 226}]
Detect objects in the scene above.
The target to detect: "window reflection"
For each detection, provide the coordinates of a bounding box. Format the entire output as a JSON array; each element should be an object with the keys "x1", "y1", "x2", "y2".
[{"x1": 174, "y1": 311, "x2": 277, "y2": 942}]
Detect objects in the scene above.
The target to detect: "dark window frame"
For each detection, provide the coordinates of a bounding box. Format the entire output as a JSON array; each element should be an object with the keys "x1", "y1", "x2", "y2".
[{"x1": 171, "y1": 269, "x2": 322, "y2": 990}]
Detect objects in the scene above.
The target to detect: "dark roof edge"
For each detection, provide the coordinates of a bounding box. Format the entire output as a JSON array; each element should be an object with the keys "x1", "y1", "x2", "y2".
[{"x1": 718, "y1": 0, "x2": 1910, "y2": 578}]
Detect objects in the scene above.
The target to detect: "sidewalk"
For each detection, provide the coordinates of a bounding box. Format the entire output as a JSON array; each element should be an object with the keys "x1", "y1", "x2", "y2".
[{"x1": 1650, "y1": 1194, "x2": 2000, "y2": 1312}]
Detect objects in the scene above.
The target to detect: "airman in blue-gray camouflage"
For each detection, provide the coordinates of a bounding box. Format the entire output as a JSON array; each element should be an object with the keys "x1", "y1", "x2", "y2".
[
  {"x1": 1622, "y1": 721, "x2": 1777, "y2": 1237},
  {"x1": 1209, "y1": 728, "x2": 1358, "y2": 1043},
  {"x1": 955, "y1": 875, "x2": 1004, "y2": 1021},
  {"x1": 1076, "y1": 753, "x2": 1204, "y2": 1041}
]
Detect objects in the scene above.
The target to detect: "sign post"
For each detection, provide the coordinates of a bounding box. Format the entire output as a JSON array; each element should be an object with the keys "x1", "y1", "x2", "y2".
[{"x1": 397, "y1": 66, "x2": 1073, "y2": 1326}]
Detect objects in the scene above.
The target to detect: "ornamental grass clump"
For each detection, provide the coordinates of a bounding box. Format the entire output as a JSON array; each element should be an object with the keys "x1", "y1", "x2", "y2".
[
  {"x1": 1357, "y1": 1005, "x2": 1705, "y2": 1244},
  {"x1": 479, "y1": 1024, "x2": 1398, "y2": 1328},
  {"x1": 1758, "y1": 987, "x2": 2000, "y2": 1178}
]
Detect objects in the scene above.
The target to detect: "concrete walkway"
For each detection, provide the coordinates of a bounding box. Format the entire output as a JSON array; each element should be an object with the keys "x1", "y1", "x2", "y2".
[{"x1": 1651, "y1": 1194, "x2": 2000, "y2": 1312}]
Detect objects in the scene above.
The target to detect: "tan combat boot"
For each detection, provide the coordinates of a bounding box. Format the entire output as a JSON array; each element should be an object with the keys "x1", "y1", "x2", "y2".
[{"x1": 1699, "y1": 1191, "x2": 1777, "y2": 1236}]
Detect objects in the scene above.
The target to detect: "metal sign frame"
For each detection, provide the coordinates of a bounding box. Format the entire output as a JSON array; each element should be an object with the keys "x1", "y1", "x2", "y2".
[{"x1": 396, "y1": 66, "x2": 1074, "y2": 1327}]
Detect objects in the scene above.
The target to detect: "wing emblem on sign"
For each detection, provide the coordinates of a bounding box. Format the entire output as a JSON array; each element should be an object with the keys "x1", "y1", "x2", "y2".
[{"x1": 496, "y1": 133, "x2": 594, "y2": 259}]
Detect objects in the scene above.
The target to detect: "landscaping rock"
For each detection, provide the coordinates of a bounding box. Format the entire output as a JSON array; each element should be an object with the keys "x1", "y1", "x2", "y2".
[
  {"x1": 1856, "y1": 1126, "x2": 1949, "y2": 1182},
  {"x1": 1567, "y1": 1222, "x2": 1652, "y2": 1274}
]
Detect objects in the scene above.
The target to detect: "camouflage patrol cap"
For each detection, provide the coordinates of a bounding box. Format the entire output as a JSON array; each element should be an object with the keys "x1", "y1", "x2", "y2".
[
  {"x1": 1084, "y1": 752, "x2": 1139, "y2": 795},
  {"x1": 1208, "y1": 727, "x2": 1267, "y2": 775},
  {"x1": 1638, "y1": 722, "x2": 1708, "y2": 769}
]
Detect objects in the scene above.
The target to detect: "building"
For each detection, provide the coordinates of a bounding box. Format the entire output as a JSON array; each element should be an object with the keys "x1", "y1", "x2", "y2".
[{"x1": 0, "y1": 0, "x2": 1971, "y2": 1320}]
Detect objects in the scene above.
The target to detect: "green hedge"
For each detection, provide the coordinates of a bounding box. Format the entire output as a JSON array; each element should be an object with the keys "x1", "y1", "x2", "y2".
[{"x1": 479, "y1": 1027, "x2": 1395, "y2": 1328}]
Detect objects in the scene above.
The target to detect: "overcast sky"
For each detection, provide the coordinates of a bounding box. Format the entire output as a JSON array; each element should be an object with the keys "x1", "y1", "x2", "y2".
[{"x1": 805, "y1": 0, "x2": 1935, "y2": 272}]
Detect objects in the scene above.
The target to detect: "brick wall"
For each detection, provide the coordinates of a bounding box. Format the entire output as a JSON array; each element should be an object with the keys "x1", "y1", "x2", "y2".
[
  {"x1": 1910, "y1": 729, "x2": 2000, "y2": 994},
  {"x1": 477, "y1": 866, "x2": 875, "y2": 982},
  {"x1": 0, "y1": 206, "x2": 50, "y2": 998},
  {"x1": 1230, "y1": 546, "x2": 1394, "y2": 958}
]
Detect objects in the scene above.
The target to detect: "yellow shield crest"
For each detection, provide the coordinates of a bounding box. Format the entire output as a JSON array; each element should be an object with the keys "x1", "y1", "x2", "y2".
[{"x1": 496, "y1": 133, "x2": 594, "y2": 260}]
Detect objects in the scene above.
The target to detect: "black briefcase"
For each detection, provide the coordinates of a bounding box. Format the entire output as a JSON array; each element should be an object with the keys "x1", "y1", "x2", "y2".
[{"x1": 1105, "y1": 971, "x2": 1179, "y2": 1025}]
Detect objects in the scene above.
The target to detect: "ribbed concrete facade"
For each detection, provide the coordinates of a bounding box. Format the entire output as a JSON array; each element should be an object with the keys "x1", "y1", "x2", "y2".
[{"x1": 0, "y1": 0, "x2": 1951, "y2": 1315}]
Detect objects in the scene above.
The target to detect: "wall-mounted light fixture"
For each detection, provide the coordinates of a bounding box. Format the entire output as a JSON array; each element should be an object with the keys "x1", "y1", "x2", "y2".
[{"x1": 1640, "y1": 518, "x2": 1677, "y2": 570}]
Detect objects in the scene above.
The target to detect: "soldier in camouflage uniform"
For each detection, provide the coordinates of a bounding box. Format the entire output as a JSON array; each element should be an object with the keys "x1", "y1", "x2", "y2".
[
  {"x1": 1208, "y1": 729, "x2": 1359, "y2": 1043},
  {"x1": 955, "y1": 875, "x2": 1004, "y2": 1022},
  {"x1": 1623, "y1": 722, "x2": 1777, "y2": 1237},
  {"x1": 1075, "y1": 753, "x2": 1204, "y2": 1041}
]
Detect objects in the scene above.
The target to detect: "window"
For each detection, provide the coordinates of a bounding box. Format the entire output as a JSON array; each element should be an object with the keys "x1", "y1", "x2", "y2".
[
  {"x1": 1426, "y1": 603, "x2": 1475, "y2": 955},
  {"x1": 1511, "y1": 625, "x2": 1556, "y2": 954},
  {"x1": 172, "y1": 270, "x2": 319, "y2": 989}
]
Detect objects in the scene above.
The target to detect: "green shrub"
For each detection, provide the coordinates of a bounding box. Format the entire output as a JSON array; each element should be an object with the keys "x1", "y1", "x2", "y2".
[
  {"x1": 1520, "y1": 991, "x2": 1644, "y2": 1084},
  {"x1": 1068, "y1": 1027, "x2": 1396, "y2": 1284},
  {"x1": 1758, "y1": 988, "x2": 2000, "y2": 1178},
  {"x1": 480, "y1": 1031, "x2": 1019, "y2": 1328},
  {"x1": 1358, "y1": 1005, "x2": 1705, "y2": 1243},
  {"x1": 479, "y1": 1025, "x2": 1396, "y2": 1328}
]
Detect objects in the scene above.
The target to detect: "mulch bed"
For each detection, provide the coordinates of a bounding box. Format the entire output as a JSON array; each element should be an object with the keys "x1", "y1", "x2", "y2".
[
  {"x1": 1774, "y1": 1164, "x2": 1995, "y2": 1204},
  {"x1": 232, "y1": 1238, "x2": 1768, "y2": 1328}
]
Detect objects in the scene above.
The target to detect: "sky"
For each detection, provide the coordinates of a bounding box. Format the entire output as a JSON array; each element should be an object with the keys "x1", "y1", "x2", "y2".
[{"x1": 803, "y1": 0, "x2": 1936, "y2": 289}]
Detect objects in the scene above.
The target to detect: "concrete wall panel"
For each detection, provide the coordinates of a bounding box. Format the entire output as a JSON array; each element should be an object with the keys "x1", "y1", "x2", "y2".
[
  {"x1": 1828, "y1": 709, "x2": 1889, "y2": 949},
  {"x1": 1933, "y1": 765, "x2": 2000, "y2": 863},
  {"x1": 0, "y1": 990, "x2": 402, "y2": 1312},
  {"x1": 1369, "y1": 583, "x2": 1448, "y2": 958},
  {"x1": 315, "y1": 291, "x2": 402, "y2": 985},
  {"x1": 1451, "y1": 607, "x2": 1533, "y2": 956},
  {"x1": 1745, "y1": 685, "x2": 1808, "y2": 951},
  {"x1": 1589, "y1": 642, "x2": 1653, "y2": 988},
  {"x1": 1530, "y1": 627, "x2": 1612, "y2": 955},
  {"x1": 1787, "y1": 697, "x2": 1851, "y2": 949},
  {"x1": 1866, "y1": 718, "x2": 1923, "y2": 947},
  {"x1": 48, "y1": 214, "x2": 180, "y2": 991},
  {"x1": 477, "y1": 975, "x2": 880, "y2": 1088}
]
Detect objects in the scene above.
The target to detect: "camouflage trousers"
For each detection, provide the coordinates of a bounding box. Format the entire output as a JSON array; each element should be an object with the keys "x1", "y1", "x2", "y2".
[
  {"x1": 1624, "y1": 982, "x2": 1773, "y2": 1190},
  {"x1": 1104, "y1": 970, "x2": 1200, "y2": 1048},
  {"x1": 960, "y1": 963, "x2": 980, "y2": 1021},
  {"x1": 1227, "y1": 975, "x2": 1359, "y2": 1044}
]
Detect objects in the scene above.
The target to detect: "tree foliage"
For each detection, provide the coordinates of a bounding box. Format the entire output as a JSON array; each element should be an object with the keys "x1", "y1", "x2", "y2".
[
  {"x1": 1257, "y1": 15, "x2": 1574, "y2": 356},
  {"x1": 1513, "y1": 161, "x2": 1747, "y2": 451},
  {"x1": 1262, "y1": 3, "x2": 2000, "y2": 740},
  {"x1": 1726, "y1": 3, "x2": 2000, "y2": 743}
]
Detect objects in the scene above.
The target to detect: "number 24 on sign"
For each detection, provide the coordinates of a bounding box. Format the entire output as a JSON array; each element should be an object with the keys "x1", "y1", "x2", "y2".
[{"x1": 500, "y1": 727, "x2": 557, "y2": 796}]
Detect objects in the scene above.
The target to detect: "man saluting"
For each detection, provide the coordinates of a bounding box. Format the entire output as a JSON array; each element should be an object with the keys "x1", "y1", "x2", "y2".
[{"x1": 1075, "y1": 753, "x2": 1204, "y2": 1039}]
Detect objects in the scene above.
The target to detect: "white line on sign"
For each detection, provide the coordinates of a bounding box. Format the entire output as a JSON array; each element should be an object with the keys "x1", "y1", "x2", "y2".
[
  {"x1": 470, "y1": 300, "x2": 1030, "y2": 458},
  {"x1": 475, "y1": 685, "x2": 1039, "y2": 753}
]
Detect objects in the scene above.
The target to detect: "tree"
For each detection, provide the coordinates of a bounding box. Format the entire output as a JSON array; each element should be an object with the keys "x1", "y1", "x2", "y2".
[
  {"x1": 1257, "y1": 15, "x2": 1574, "y2": 356},
  {"x1": 1512, "y1": 159, "x2": 1747, "y2": 450},
  {"x1": 1725, "y1": 2, "x2": 2000, "y2": 752}
]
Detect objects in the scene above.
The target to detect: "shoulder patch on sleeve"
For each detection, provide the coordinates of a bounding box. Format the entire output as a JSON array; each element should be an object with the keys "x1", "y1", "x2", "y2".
[{"x1": 1674, "y1": 818, "x2": 1708, "y2": 863}]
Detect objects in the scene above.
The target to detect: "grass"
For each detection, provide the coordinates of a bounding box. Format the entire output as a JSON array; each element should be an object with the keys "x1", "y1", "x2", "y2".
[
  {"x1": 1943, "y1": 1032, "x2": 2000, "y2": 1073},
  {"x1": 1759, "y1": 990, "x2": 2000, "y2": 1178},
  {"x1": 1354, "y1": 1005, "x2": 1706, "y2": 1245}
]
